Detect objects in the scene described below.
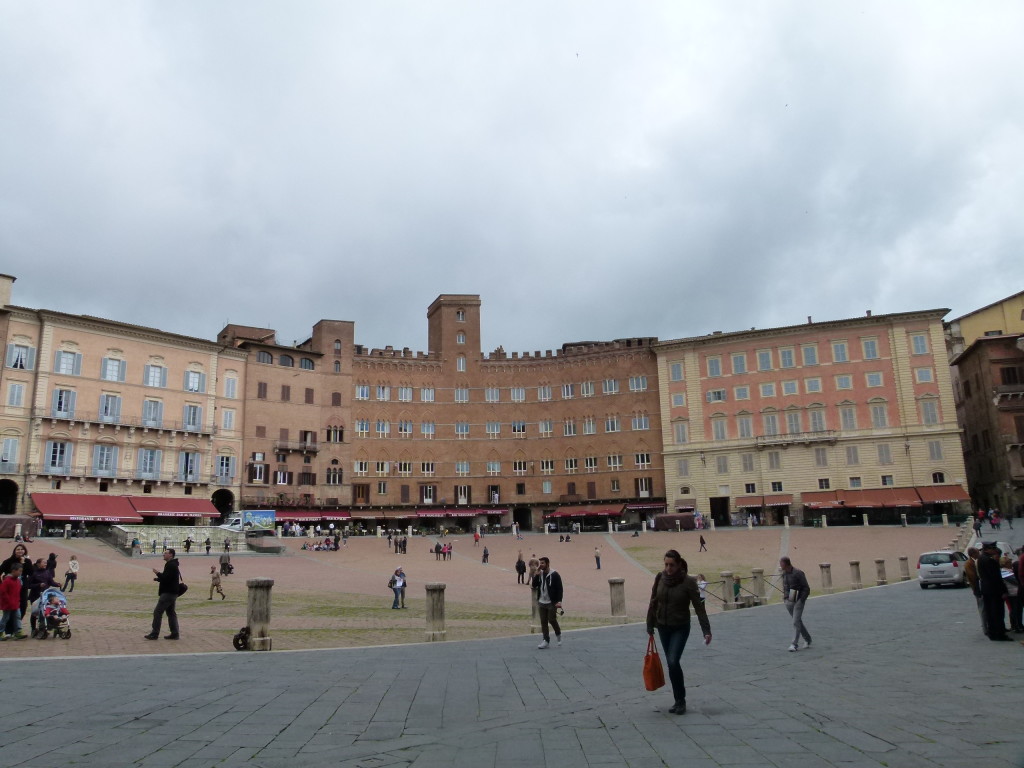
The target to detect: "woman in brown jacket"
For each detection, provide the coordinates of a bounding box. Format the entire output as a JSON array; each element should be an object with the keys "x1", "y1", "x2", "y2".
[{"x1": 646, "y1": 549, "x2": 712, "y2": 714}]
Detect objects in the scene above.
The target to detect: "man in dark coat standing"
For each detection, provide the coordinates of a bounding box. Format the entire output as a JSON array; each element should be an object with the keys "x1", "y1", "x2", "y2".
[
  {"x1": 978, "y1": 542, "x2": 1011, "y2": 641},
  {"x1": 145, "y1": 548, "x2": 181, "y2": 640}
]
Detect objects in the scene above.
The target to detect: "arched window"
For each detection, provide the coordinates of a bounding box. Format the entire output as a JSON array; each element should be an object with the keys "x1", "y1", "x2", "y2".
[
  {"x1": 256, "y1": 351, "x2": 273, "y2": 364},
  {"x1": 279, "y1": 354, "x2": 294, "y2": 367},
  {"x1": 457, "y1": 355, "x2": 466, "y2": 372},
  {"x1": 334, "y1": 339, "x2": 342, "y2": 353},
  {"x1": 300, "y1": 358, "x2": 314, "y2": 370},
  {"x1": 334, "y1": 361, "x2": 341, "y2": 373},
  {"x1": 456, "y1": 332, "x2": 466, "y2": 344}
]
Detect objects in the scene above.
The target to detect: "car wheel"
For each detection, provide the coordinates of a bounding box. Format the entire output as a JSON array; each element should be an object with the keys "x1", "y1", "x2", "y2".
[{"x1": 920, "y1": 583, "x2": 928, "y2": 589}]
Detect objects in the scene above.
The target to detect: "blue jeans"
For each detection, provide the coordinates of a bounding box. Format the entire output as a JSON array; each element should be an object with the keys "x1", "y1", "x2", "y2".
[
  {"x1": 2, "y1": 609, "x2": 21, "y2": 636},
  {"x1": 657, "y1": 624, "x2": 691, "y2": 704},
  {"x1": 391, "y1": 588, "x2": 402, "y2": 609}
]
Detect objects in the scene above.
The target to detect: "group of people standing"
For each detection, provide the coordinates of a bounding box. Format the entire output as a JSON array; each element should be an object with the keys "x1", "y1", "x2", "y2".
[
  {"x1": 0, "y1": 545, "x2": 81, "y2": 640},
  {"x1": 964, "y1": 541, "x2": 1022, "y2": 640}
]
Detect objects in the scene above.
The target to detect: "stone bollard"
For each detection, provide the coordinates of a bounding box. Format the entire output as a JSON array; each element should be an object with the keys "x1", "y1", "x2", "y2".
[
  {"x1": 609, "y1": 578, "x2": 627, "y2": 624},
  {"x1": 784, "y1": 515, "x2": 790, "y2": 529},
  {"x1": 821, "y1": 516, "x2": 828, "y2": 528},
  {"x1": 641, "y1": 521, "x2": 647, "y2": 534},
  {"x1": 862, "y1": 513, "x2": 869, "y2": 527},
  {"x1": 720, "y1": 571, "x2": 733, "y2": 610},
  {"x1": 751, "y1": 568, "x2": 766, "y2": 604},
  {"x1": 245, "y1": 578, "x2": 275, "y2": 651},
  {"x1": 747, "y1": 516, "x2": 753, "y2": 530},
  {"x1": 875, "y1": 559, "x2": 887, "y2": 586},
  {"x1": 850, "y1": 560, "x2": 862, "y2": 590},
  {"x1": 607, "y1": 519, "x2": 613, "y2": 533},
  {"x1": 709, "y1": 519, "x2": 716, "y2": 532},
  {"x1": 941, "y1": 513, "x2": 949, "y2": 528},
  {"x1": 900, "y1": 513, "x2": 907, "y2": 528},
  {"x1": 425, "y1": 583, "x2": 447, "y2": 642},
  {"x1": 819, "y1": 563, "x2": 834, "y2": 594},
  {"x1": 898, "y1": 556, "x2": 910, "y2": 581}
]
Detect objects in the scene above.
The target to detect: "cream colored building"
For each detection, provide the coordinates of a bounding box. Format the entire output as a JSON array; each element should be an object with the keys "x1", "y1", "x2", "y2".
[
  {"x1": 945, "y1": 290, "x2": 1024, "y2": 359},
  {"x1": 655, "y1": 309, "x2": 969, "y2": 526}
]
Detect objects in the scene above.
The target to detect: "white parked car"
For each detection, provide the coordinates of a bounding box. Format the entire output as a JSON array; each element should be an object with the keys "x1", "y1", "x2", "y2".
[{"x1": 917, "y1": 550, "x2": 968, "y2": 588}]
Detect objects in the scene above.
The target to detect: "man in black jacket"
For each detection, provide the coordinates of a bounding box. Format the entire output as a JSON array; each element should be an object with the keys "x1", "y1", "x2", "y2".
[
  {"x1": 978, "y1": 542, "x2": 1011, "y2": 641},
  {"x1": 145, "y1": 549, "x2": 181, "y2": 640},
  {"x1": 532, "y1": 556, "x2": 563, "y2": 649}
]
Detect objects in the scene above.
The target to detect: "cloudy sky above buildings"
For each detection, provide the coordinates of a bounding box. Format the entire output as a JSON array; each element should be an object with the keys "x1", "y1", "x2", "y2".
[{"x1": 2, "y1": 2, "x2": 1023, "y2": 354}]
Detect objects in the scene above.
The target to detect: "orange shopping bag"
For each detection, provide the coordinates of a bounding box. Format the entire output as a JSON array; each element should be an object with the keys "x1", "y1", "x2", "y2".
[{"x1": 643, "y1": 635, "x2": 665, "y2": 691}]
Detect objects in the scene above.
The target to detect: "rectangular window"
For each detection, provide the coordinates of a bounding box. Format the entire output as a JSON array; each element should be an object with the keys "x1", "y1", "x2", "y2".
[
  {"x1": 767, "y1": 451, "x2": 781, "y2": 470},
  {"x1": 99, "y1": 394, "x2": 122, "y2": 424},
  {"x1": 564, "y1": 458, "x2": 578, "y2": 474},
  {"x1": 92, "y1": 444, "x2": 118, "y2": 476},
  {"x1": 706, "y1": 389, "x2": 726, "y2": 403},
  {"x1": 915, "y1": 368, "x2": 934, "y2": 383},
  {"x1": 862, "y1": 338, "x2": 879, "y2": 360},
  {"x1": 305, "y1": 388, "x2": 314, "y2": 404},
  {"x1": 101, "y1": 358, "x2": 126, "y2": 382},
  {"x1": 814, "y1": 447, "x2": 828, "y2": 467},
  {"x1": 422, "y1": 462, "x2": 436, "y2": 476},
  {"x1": 610, "y1": 478, "x2": 621, "y2": 492},
  {"x1": 871, "y1": 404, "x2": 889, "y2": 428},
  {"x1": 183, "y1": 404, "x2": 202, "y2": 431},
  {"x1": 712, "y1": 419, "x2": 727, "y2": 440},
  {"x1": 355, "y1": 419, "x2": 369, "y2": 437},
  {"x1": 669, "y1": 362, "x2": 684, "y2": 382},
  {"x1": 582, "y1": 416, "x2": 596, "y2": 435},
  {"x1": 540, "y1": 459, "x2": 555, "y2": 474},
  {"x1": 674, "y1": 421, "x2": 689, "y2": 444},
  {"x1": 421, "y1": 422, "x2": 435, "y2": 438},
  {"x1": 731, "y1": 353, "x2": 747, "y2": 374},
  {"x1": 760, "y1": 382, "x2": 776, "y2": 398},
  {"x1": 835, "y1": 374, "x2": 853, "y2": 390},
  {"x1": 563, "y1": 418, "x2": 577, "y2": 437},
  {"x1": 603, "y1": 379, "x2": 619, "y2": 395},
  {"x1": 781, "y1": 380, "x2": 798, "y2": 396},
  {"x1": 734, "y1": 386, "x2": 749, "y2": 400},
  {"x1": 737, "y1": 415, "x2": 753, "y2": 438},
  {"x1": 818, "y1": 478, "x2": 830, "y2": 490},
  {"x1": 179, "y1": 451, "x2": 200, "y2": 482},
  {"x1": 144, "y1": 364, "x2": 167, "y2": 388},
  {"x1": 420, "y1": 387, "x2": 435, "y2": 402},
  {"x1": 671, "y1": 394, "x2": 686, "y2": 409},
  {"x1": 137, "y1": 448, "x2": 162, "y2": 480},
  {"x1": 224, "y1": 377, "x2": 237, "y2": 399},
  {"x1": 485, "y1": 387, "x2": 500, "y2": 402},
  {"x1": 878, "y1": 444, "x2": 893, "y2": 465},
  {"x1": 631, "y1": 413, "x2": 649, "y2": 430},
  {"x1": 866, "y1": 372, "x2": 883, "y2": 387},
  {"x1": 539, "y1": 419, "x2": 553, "y2": 437},
  {"x1": 849, "y1": 476, "x2": 862, "y2": 488},
  {"x1": 928, "y1": 440, "x2": 943, "y2": 460},
  {"x1": 512, "y1": 420, "x2": 527, "y2": 436},
  {"x1": 786, "y1": 411, "x2": 802, "y2": 435},
  {"x1": 142, "y1": 399, "x2": 163, "y2": 428},
  {"x1": 353, "y1": 460, "x2": 368, "y2": 476},
  {"x1": 510, "y1": 386, "x2": 525, "y2": 402},
  {"x1": 7, "y1": 382, "x2": 24, "y2": 407},
  {"x1": 779, "y1": 348, "x2": 795, "y2": 369},
  {"x1": 397, "y1": 386, "x2": 413, "y2": 402},
  {"x1": 455, "y1": 388, "x2": 469, "y2": 403},
  {"x1": 183, "y1": 371, "x2": 206, "y2": 393},
  {"x1": 280, "y1": 385, "x2": 290, "y2": 402},
  {"x1": 45, "y1": 441, "x2": 72, "y2": 473},
  {"x1": 715, "y1": 455, "x2": 728, "y2": 474},
  {"x1": 605, "y1": 415, "x2": 620, "y2": 433},
  {"x1": 397, "y1": 461, "x2": 412, "y2": 476},
  {"x1": 580, "y1": 381, "x2": 595, "y2": 397},
  {"x1": 52, "y1": 388, "x2": 76, "y2": 419},
  {"x1": 398, "y1": 420, "x2": 413, "y2": 437},
  {"x1": 514, "y1": 460, "x2": 529, "y2": 475},
  {"x1": 607, "y1": 454, "x2": 623, "y2": 470},
  {"x1": 802, "y1": 345, "x2": 818, "y2": 366},
  {"x1": 770, "y1": 481, "x2": 784, "y2": 492},
  {"x1": 222, "y1": 409, "x2": 236, "y2": 431},
  {"x1": 744, "y1": 482, "x2": 756, "y2": 494},
  {"x1": 54, "y1": 350, "x2": 82, "y2": 376},
  {"x1": 537, "y1": 385, "x2": 552, "y2": 401},
  {"x1": 763, "y1": 413, "x2": 779, "y2": 436},
  {"x1": 486, "y1": 461, "x2": 500, "y2": 476},
  {"x1": 375, "y1": 461, "x2": 389, "y2": 476},
  {"x1": 920, "y1": 400, "x2": 939, "y2": 425},
  {"x1": 881, "y1": 474, "x2": 894, "y2": 487},
  {"x1": 832, "y1": 341, "x2": 848, "y2": 363},
  {"x1": 629, "y1": 375, "x2": 648, "y2": 392},
  {"x1": 741, "y1": 453, "x2": 755, "y2": 472},
  {"x1": 355, "y1": 384, "x2": 370, "y2": 400},
  {"x1": 910, "y1": 333, "x2": 929, "y2": 355},
  {"x1": 6, "y1": 344, "x2": 36, "y2": 370},
  {"x1": 542, "y1": 480, "x2": 552, "y2": 494},
  {"x1": 455, "y1": 460, "x2": 470, "y2": 477},
  {"x1": 846, "y1": 446, "x2": 859, "y2": 465},
  {"x1": 487, "y1": 421, "x2": 501, "y2": 438},
  {"x1": 805, "y1": 378, "x2": 822, "y2": 393},
  {"x1": 809, "y1": 409, "x2": 826, "y2": 432},
  {"x1": 562, "y1": 383, "x2": 574, "y2": 399},
  {"x1": 840, "y1": 406, "x2": 857, "y2": 431},
  {"x1": 584, "y1": 456, "x2": 598, "y2": 473},
  {"x1": 706, "y1": 358, "x2": 722, "y2": 377},
  {"x1": 757, "y1": 350, "x2": 772, "y2": 371},
  {"x1": 677, "y1": 458, "x2": 689, "y2": 477},
  {"x1": 376, "y1": 385, "x2": 390, "y2": 401}
]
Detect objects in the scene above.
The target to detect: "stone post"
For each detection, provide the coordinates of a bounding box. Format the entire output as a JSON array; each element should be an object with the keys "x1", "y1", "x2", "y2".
[
  {"x1": 245, "y1": 578, "x2": 275, "y2": 651},
  {"x1": 862, "y1": 513, "x2": 869, "y2": 527},
  {"x1": 850, "y1": 560, "x2": 862, "y2": 590},
  {"x1": 641, "y1": 521, "x2": 647, "y2": 534},
  {"x1": 751, "y1": 568, "x2": 766, "y2": 604},
  {"x1": 607, "y1": 519, "x2": 613, "y2": 533},
  {"x1": 425, "y1": 583, "x2": 446, "y2": 642},
  {"x1": 675, "y1": 520, "x2": 680, "y2": 532},
  {"x1": 900, "y1": 513, "x2": 907, "y2": 528},
  {"x1": 784, "y1": 515, "x2": 790, "y2": 529},
  {"x1": 941, "y1": 513, "x2": 949, "y2": 527},
  {"x1": 819, "y1": 563, "x2": 834, "y2": 594},
  {"x1": 376, "y1": 526, "x2": 382, "y2": 537},
  {"x1": 747, "y1": 516, "x2": 753, "y2": 530},
  {"x1": 530, "y1": 583, "x2": 541, "y2": 634},
  {"x1": 609, "y1": 578, "x2": 627, "y2": 624},
  {"x1": 63, "y1": 524, "x2": 71, "y2": 539},
  {"x1": 709, "y1": 519, "x2": 716, "y2": 532},
  {"x1": 720, "y1": 571, "x2": 733, "y2": 610},
  {"x1": 898, "y1": 556, "x2": 911, "y2": 581},
  {"x1": 821, "y1": 516, "x2": 828, "y2": 528},
  {"x1": 407, "y1": 525, "x2": 413, "y2": 537},
  {"x1": 874, "y1": 559, "x2": 887, "y2": 586}
]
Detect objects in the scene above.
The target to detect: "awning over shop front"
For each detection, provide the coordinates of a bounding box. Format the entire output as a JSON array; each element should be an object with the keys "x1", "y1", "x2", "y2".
[
  {"x1": 624, "y1": 503, "x2": 666, "y2": 511},
  {"x1": 275, "y1": 511, "x2": 325, "y2": 523},
  {"x1": 675, "y1": 498, "x2": 697, "y2": 510},
  {"x1": 801, "y1": 490, "x2": 841, "y2": 509},
  {"x1": 879, "y1": 488, "x2": 922, "y2": 508},
  {"x1": 734, "y1": 495, "x2": 763, "y2": 509},
  {"x1": 545, "y1": 506, "x2": 623, "y2": 518},
  {"x1": 31, "y1": 493, "x2": 144, "y2": 523},
  {"x1": 763, "y1": 494, "x2": 794, "y2": 507},
  {"x1": 320, "y1": 512, "x2": 351, "y2": 521},
  {"x1": 837, "y1": 489, "x2": 887, "y2": 508},
  {"x1": 128, "y1": 498, "x2": 219, "y2": 518},
  {"x1": 915, "y1": 484, "x2": 971, "y2": 504}
]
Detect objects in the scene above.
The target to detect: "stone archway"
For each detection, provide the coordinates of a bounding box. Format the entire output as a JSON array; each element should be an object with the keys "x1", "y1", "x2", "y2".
[
  {"x1": 0, "y1": 479, "x2": 19, "y2": 515},
  {"x1": 211, "y1": 489, "x2": 234, "y2": 518}
]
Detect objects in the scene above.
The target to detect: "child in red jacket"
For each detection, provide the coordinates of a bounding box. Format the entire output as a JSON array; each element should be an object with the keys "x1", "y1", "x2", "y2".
[{"x1": 0, "y1": 563, "x2": 27, "y2": 640}]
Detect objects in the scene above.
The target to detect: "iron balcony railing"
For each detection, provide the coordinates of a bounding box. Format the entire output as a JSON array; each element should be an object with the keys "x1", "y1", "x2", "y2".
[{"x1": 33, "y1": 408, "x2": 216, "y2": 435}]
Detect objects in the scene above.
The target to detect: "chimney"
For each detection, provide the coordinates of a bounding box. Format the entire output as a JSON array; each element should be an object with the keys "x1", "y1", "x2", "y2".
[
  {"x1": 866, "y1": 310, "x2": 872, "y2": 317},
  {"x1": 0, "y1": 274, "x2": 15, "y2": 307}
]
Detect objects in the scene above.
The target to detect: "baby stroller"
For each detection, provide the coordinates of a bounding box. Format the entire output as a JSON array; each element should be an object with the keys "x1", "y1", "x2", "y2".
[{"x1": 32, "y1": 587, "x2": 71, "y2": 640}]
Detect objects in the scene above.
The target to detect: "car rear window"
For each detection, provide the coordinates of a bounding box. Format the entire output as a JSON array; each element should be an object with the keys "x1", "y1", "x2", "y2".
[{"x1": 920, "y1": 553, "x2": 954, "y2": 566}]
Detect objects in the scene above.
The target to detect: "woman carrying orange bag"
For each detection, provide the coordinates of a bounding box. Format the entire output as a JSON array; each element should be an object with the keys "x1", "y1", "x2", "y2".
[{"x1": 646, "y1": 549, "x2": 712, "y2": 715}]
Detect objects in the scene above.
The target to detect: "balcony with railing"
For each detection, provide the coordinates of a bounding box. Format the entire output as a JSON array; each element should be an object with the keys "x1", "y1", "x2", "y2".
[
  {"x1": 26, "y1": 464, "x2": 229, "y2": 485},
  {"x1": 994, "y1": 385, "x2": 1024, "y2": 409},
  {"x1": 0, "y1": 461, "x2": 21, "y2": 474},
  {"x1": 273, "y1": 440, "x2": 320, "y2": 453},
  {"x1": 755, "y1": 429, "x2": 838, "y2": 448},
  {"x1": 33, "y1": 408, "x2": 216, "y2": 435}
]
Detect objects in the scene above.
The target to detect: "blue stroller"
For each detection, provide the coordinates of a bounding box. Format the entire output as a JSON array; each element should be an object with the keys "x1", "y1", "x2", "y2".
[{"x1": 32, "y1": 587, "x2": 71, "y2": 639}]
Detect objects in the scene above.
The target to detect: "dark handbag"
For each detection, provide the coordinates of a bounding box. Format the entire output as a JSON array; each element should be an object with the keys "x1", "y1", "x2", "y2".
[
  {"x1": 177, "y1": 582, "x2": 188, "y2": 596},
  {"x1": 643, "y1": 635, "x2": 665, "y2": 691}
]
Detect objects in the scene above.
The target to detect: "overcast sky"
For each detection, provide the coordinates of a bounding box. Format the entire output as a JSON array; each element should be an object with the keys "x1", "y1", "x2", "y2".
[{"x1": 2, "y1": 2, "x2": 1022, "y2": 355}]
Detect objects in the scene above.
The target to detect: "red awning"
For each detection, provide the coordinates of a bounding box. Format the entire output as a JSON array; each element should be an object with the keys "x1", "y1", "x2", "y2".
[
  {"x1": 320, "y1": 512, "x2": 351, "y2": 521},
  {"x1": 916, "y1": 484, "x2": 971, "y2": 504},
  {"x1": 879, "y1": 487, "x2": 922, "y2": 508},
  {"x1": 801, "y1": 491, "x2": 842, "y2": 509},
  {"x1": 128, "y1": 498, "x2": 219, "y2": 517},
  {"x1": 276, "y1": 511, "x2": 324, "y2": 523},
  {"x1": 735, "y1": 495, "x2": 763, "y2": 509},
  {"x1": 675, "y1": 498, "x2": 697, "y2": 510},
  {"x1": 763, "y1": 494, "x2": 794, "y2": 507},
  {"x1": 31, "y1": 493, "x2": 144, "y2": 523},
  {"x1": 545, "y1": 507, "x2": 622, "y2": 518},
  {"x1": 624, "y1": 503, "x2": 666, "y2": 511},
  {"x1": 838, "y1": 489, "x2": 886, "y2": 508}
]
